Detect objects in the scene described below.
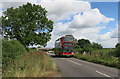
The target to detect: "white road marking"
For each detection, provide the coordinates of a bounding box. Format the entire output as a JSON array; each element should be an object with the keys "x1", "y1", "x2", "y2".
[
  {"x1": 60, "y1": 58, "x2": 67, "y2": 59},
  {"x1": 96, "y1": 71, "x2": 111, "y2": 78},
  {"x1": 67, "y1": 60, "x2": 82, "y2": 66}
]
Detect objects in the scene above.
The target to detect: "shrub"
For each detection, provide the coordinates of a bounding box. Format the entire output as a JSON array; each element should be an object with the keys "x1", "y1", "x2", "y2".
[
  {"x1": 26, "y1": 47, "x2": 37, "y2": 52},
  {"x1": 2, "y1": 39, "x2": 27, "y2": 72}
]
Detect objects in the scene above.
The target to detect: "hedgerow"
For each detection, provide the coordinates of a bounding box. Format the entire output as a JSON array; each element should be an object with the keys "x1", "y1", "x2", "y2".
[{"x1": 2, "y1": 39, "x2": 27, "y2": 72}]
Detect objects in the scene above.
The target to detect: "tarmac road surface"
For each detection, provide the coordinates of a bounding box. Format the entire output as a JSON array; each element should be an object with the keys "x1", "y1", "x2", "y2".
[{"x1": 47, "y1": 52, "x2": 119, "y2": 79}]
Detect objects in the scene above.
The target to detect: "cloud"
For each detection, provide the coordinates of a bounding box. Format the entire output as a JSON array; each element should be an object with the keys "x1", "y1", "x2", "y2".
[
  {"x1": 47, "y1": 22, "x2": 118, "y2": 48},
  {"x1": 69, "y1": 8, "x2": 114, "y2": 28},
  {"x1": 110, "y1": 26, "x2": 118, "y2": 38},
  {"x1": 40, "y1": 1, "x2": 91, "y2": 22},
  {"x1": 0, "y1": 3, "x2": 2, "y2": 17},
  {"x1": 0, "y1": 0, "x2": 38, "y2": 16},
  {"x1": 80, "y1": 0, "x2": 119, "y2": 2}
]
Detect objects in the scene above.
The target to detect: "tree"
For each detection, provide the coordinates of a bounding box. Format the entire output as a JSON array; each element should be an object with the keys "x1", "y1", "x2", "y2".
[
  {"x1": 1, "y1": 3, "x2": 53, "y2": 47},
  {"x1": 115, "y1": 43, "x2": 120, "y2": 58},
  {"x1": 77, "y1": 39, "x2": 90, "y2": 48},
  {"x1": 91, "y1": 42, "x2": 103, "y2": 49},
  {"x1": 116, "y1": 46, "x2": 120, "y2": 58},
  {"x1": 115, "y1": 43, "x2": 120, "y2": 48},
  {"x1": 74, "y1": 44, "x2": 82, "y2": 53}
]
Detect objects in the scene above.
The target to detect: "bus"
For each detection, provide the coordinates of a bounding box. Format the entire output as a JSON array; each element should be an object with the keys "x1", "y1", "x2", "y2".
[{"x1": 54, "y1": 36, "x2": 74, "y2": 57}]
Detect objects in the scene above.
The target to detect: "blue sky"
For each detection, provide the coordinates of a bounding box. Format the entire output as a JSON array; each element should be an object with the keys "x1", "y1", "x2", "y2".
[{"x1": 91, "y1": 2, "x2": 118, "y2": 35}]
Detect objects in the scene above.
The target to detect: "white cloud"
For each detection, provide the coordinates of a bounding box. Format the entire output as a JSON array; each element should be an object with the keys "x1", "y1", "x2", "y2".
[
  {"x1": 69, "y1": 8, "x2": 114, "y2": 28},
  {"x1": 47, "y1": 22, "x2": 118, "y2": 48},
  {"x1": 110, "y1": 26, "x2": 118, "y2": 38},
  {"x1": 0, "y1": 0, "x2": 38, "y2": 17},
  {"x1": 0, "y1": 3, "x2": 2, "y2": 17},
  {"x1": 40, "y1": 1, "x2": 91, "y2": 22},
  {"x1": 79, "y1": 0, "x2": 119, "y2": 2}
]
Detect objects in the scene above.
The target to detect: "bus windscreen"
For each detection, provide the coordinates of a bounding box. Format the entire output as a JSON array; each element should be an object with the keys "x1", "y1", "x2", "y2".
[{"x1": 63, "y1": 37, "x2": 73, "y2": 41}]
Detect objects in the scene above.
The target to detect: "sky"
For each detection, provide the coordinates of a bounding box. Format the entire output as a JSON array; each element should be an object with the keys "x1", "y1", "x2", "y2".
[{"x1": 0, "y1": 0, "x2": 119, "y2": 48}]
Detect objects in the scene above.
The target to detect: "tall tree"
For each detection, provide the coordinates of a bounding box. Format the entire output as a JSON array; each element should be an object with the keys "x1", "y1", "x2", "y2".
[
  {"x1": 91, "y1": 42, "x2": 103, "y2": 49},
  {"x1": 1, "y1": 3, "x2": 53, "y2": 47},
  {"x1": 77, "y1": 39, "x2": 90, "y2": 48}
]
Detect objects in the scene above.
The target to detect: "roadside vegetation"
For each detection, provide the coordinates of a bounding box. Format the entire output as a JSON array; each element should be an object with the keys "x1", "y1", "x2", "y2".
[
  {"x1": 2, "y1": 39, "x2": 27, "y2": 73},
  {"x1": 73, "y1": 38, "x2": 120, "y2": 69},
  {"x1": 2, "y1": 39, "x2": 58, "y2": 77}
]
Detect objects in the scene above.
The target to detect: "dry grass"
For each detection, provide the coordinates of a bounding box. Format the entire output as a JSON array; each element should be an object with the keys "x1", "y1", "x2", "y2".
[{"x1": 3, "y1": 51, "x2": 58, "y2": 77}]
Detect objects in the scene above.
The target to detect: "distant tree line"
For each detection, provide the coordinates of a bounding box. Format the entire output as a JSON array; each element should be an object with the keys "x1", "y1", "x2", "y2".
[
  {"x1": 74, "y1": 38, "x2": 102, "y2": 53},
  {"x1": 74, "y1": 37, "x2": 120, "y2": 58}
]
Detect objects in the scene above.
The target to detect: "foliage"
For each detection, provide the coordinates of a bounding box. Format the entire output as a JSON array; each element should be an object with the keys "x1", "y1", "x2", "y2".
[
  {"x1": 26, "y1": 47, "x2": 37, "y2": 52},
  {"x1": 74, "y1": 38, "x2": 104, "y2": 54},
  {"x1": 37, "y1": 46, "x2": 41, "y2": 48},
  {"x1": 114, "y1": 43, "x2": 120, "y2": 58},
  {"x1": 91, "y1": 42, "x2": 103, "y2": 49},
  {"x1": 73, "y1": 37, "x2": 120, "y2": 68},
  {"x1": 115, "y1": 43, "x2": 120, "y2": 48},
  {"x1": 115, "y1": 45, "x2": 120, "y2": 58},
  {"x1": 74, "y1": 44, "x2": 82, "y2": 53},
  {"x1": 82, "y1": 45, "x2": 93, "y2": 53},
  {"x1": 74, "y1": 53, "x2": 120, "y2": 69},
  {"x1": 1, "y1": 2, "x2": 53, "y2": 47},
  {"x1": 3, "y1": 51, "x2": 58, "y2": 77},
  {"x1": 77, "y1": 39, "x2": 90, "y2": 48},
  {"x1": 2, "y1": 39, "x2": 27, "y2": 72}
]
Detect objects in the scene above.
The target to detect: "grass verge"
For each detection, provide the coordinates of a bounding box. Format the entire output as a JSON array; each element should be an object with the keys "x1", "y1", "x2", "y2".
[
  {"x1": 74, "y1": 53, "x2": 120, "y2": 69},
  {"x1": 3, "y1": 51, "x2": 59, "y2": 77}
]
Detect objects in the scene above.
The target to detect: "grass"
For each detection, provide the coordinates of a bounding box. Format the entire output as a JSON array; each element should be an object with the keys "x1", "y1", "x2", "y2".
[
  {"x1": 3, "y1": 51, "x2": 58, "y2": 77},
  {"x1": 49, "y1": 51, "x2": 55, "y2": 54},
  {"x1": 74, "y1": 53, "x2": 120, "y2": 69}
]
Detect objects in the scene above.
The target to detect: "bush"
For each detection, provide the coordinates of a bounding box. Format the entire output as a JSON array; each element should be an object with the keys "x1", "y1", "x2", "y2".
[
  {"x1": 2, "y1": 39, "x2": 27, "y2": 72},
  {"x1": 26, "y1": 47, "x2": 37, "y2": 52}
]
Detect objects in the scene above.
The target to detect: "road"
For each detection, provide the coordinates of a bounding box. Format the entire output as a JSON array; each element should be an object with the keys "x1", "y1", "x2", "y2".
[{"x1": 47, "y1": 52, "x2": 119, "y2": 79}]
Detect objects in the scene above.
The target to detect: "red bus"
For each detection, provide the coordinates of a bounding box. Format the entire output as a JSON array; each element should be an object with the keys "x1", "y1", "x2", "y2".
[{"x1": 54, "y1": 36, "x2": 74, "y2": 57}]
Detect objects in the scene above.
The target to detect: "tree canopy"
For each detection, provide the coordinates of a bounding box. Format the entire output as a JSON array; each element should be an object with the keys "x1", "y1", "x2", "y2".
[
  {"x1": 77, "y1": 39, "x2": 90, "y2": 48},
  {"x1": 1, "y1": 3, "x2": 53, "y2": 47},
  {"x1": 91, "y1": 42, "x2": 103, "y2": 49},
  {"x1": 115, "y1": 43, "x2": 120, "y2": 48}
]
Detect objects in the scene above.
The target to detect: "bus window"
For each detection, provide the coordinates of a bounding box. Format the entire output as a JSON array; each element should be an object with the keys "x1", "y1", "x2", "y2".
[
  {"x1": 63, "y1": 42, "x2": 73, "y2": 45},
  {"x1": 63, "y1": 37, "x2": 73, "y2": 41}
]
